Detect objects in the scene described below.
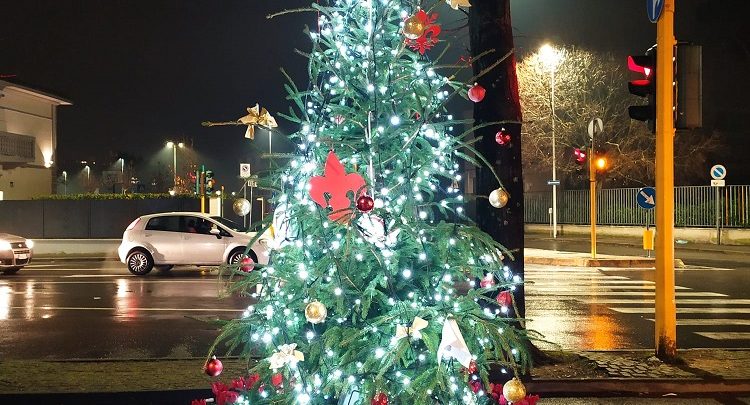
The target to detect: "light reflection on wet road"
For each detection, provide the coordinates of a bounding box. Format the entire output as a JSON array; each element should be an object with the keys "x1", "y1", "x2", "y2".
[{"x1": 0, "y1": 260, "x2": 250, "y2": 360}]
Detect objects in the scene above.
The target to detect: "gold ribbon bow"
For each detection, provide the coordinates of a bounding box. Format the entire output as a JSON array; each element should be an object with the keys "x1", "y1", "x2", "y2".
[
  {"x1": 446, "y1": 0, "x2": 471, "y2": 10},
  {"x1": 239, "y1": 104, "x2": 278, "y2": 140},
  {"x1": 395, "y1": 316, "x2": 429, "y2": 340}
]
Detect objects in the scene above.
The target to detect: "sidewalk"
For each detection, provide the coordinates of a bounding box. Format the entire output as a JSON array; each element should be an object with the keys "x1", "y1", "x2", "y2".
[{"x1": 1, "y1": 349, "x2": 748, "y2": 403}]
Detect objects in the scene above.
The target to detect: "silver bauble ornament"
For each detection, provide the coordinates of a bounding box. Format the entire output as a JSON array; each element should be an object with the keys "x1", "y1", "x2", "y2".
[
  {"x1": 489, "y1": 188, "x2": 509, "y2": 208},
  {"x1": 232, "y1": 198, "x2": 251, "y2": 216}
]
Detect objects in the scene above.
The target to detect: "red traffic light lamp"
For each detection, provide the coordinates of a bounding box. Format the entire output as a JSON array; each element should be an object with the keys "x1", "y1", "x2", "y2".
[
  {"x1": 627, "y1": 51, "x2": 657, "y2": 130},
  {"x1": 573, "y1": 148, "x2": 587, "y2": 165}
]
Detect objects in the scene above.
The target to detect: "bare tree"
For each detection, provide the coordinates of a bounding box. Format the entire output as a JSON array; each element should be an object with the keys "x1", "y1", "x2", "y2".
[
  {"x1": 518, "y1": 47, "x2": 724, "y2": 190},
  {"x1": 518, "y1": 47, "x2": 661, "y2": 188}
]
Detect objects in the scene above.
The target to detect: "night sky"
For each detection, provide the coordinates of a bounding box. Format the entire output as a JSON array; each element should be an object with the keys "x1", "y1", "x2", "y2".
[{"x1": 1, "y1": 0, "x2": 748, "y2": 188}]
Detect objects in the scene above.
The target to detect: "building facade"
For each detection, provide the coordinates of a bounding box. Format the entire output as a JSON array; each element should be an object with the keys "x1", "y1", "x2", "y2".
[{"x1": 0, "y1": 80, "x2": 71, "y2": 200}]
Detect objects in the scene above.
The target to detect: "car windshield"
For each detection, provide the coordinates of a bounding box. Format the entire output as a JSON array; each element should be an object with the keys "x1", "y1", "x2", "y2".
[{"x1": 210, "y1": 216, "x2": 247, "y2": 232}]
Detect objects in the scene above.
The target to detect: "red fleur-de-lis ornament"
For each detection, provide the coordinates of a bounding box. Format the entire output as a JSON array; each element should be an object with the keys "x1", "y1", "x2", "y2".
[{"x1": 309, "y1": 151, "x2": 366, "y2": 223}]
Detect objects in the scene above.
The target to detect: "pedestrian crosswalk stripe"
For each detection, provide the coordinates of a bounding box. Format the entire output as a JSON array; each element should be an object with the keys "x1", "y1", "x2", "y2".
[
  {"x1": 694, "y1": 332, "x2": 750, "y2": 340},
  {"x1": 530, "y1": 280, "x2": 654, "y2": 285},
  {"x1": 574, "y1": 298, "x2": 750, "y2": 305},
  {"x1": 610, "y1": 307, "x2": 750, "y2": 314},
  {"x1": 527, "y1": 291, "x2": 725, "y2": 297},
  {"x1": 529, "y1": 285, "x2": 690, "y2": 291},
  {"x1": 646, "y1": 319, "x2": 750, "y2": 326}
]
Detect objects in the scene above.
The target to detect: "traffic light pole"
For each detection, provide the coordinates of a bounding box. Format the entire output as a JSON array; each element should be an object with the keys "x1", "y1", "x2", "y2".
[
  {"x1": 589, "y1": 138, "x2": 597, "y2": 259},
  {"x1": 655, "y1": 0, "x2": 677, "y2": 360}
]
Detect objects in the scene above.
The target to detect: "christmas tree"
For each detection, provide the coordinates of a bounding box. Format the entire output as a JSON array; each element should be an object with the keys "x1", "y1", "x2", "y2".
[{"x1": 203, "y1": 1, "x2": 533, "y2": 404}]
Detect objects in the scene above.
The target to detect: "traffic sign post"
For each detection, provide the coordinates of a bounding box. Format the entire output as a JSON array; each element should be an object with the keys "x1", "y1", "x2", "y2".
[
  {"x1": 588, "y1": 117, "x2": 604, "y2": 259},
  {"x1": 710, "y1": 165, "x2": 727, "y2": 245},
  {"x1": 637, "y1": 187, "x2": 656, "y2": 257}
]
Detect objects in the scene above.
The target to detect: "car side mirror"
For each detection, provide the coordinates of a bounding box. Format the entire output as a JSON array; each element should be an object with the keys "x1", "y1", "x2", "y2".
[{"x1": 210, "y1": 226, "x2": 221, "y2": 238}]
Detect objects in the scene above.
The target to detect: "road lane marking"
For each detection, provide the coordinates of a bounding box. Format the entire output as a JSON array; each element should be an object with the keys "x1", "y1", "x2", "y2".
[
  {"x1": 9, "y1": 306, "x2": 243, "y2": 312},
  {"x1": 0, "y1": 280, "x2": 219, "y2": 284},
  {"x1": 610, "y1": 307, "x2": 750, "y2": 314},
  {"x1": 526, "y1": 291, "x2": 726, "y2": 297},
  {"x1": 646, "y1": 318, "x2": 750, "y2": 326},
  {"x1": 694, "y1": 332, "x2": 750, "y2": 340},
  {"x1": 574, "y1": 298, "x2": 750, "y2": 305}
]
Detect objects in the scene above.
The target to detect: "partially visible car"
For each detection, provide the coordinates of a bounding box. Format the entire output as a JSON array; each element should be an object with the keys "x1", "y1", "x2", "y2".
[
  {"x1": 0, "y1": 233, "x2": 34, "y2": 274},
  {"x1": 118, "y1": 212, "x2": 270, "y2": 275}
]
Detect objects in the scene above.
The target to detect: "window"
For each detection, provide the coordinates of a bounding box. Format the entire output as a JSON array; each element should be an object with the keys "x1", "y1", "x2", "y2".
[{"x1": 144, "y1": 216, "x2": 180, "y2": 232}]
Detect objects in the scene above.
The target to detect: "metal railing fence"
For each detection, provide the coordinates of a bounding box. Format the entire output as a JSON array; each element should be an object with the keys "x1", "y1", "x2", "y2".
[{"x1": 525, "y1": 185, "x2": 750, "y2": 228}]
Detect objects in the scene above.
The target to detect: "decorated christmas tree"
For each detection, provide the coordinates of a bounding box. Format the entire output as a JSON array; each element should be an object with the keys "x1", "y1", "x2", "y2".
[{"x1": 201, "y1": 1, "x2": 535, "y2": 404}]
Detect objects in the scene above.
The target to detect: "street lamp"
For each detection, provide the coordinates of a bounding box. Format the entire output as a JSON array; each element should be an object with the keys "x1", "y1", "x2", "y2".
[
  {"x1": 166, "y1": 141, "x2": 184, "y2": 191},
  {"x1": 256, "y1": 197, "x2": 265, "y2": 218},
  {"x1": 539, "y1": 43, "x2": 563, "y2": 239},
  {"x1": 62, "y1": 171, "x2": 68, "y2": 195},
  {"x1": 118, "y1": 158, "x2": 125, "y2": 194}
]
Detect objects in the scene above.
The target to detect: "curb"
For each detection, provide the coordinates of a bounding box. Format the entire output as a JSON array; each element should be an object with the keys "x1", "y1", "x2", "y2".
[
  {"x1": 0, "y1": 389, "x2": 212, "y2": 405},
  {"x1": 527, "y1": 378, "x2": 750, "y2": 396}
]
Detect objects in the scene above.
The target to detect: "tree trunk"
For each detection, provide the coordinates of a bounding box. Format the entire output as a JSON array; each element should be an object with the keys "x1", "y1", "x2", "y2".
[{"x1": 468, "y1": 0, "x2": 526, "y2": 319}]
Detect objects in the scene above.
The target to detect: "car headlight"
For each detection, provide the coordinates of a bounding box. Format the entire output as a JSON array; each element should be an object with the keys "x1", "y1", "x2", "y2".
[
  {"x1": 0, "y1": 241, "x2": 11, "y2": 251},
  {"x1": 25, "y1": 239, "x2": 34, "y2": 249}
]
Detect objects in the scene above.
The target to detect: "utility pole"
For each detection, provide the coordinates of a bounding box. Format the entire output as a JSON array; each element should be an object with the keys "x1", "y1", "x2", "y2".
[{"x1": 655, "y1": 0, "x2": 677, "y2": 360}]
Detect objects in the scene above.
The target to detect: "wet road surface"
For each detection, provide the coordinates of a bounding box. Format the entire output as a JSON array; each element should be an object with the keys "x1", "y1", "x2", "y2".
[
  {"x1": 0, "y1": 260, "x2": 248, "y2": 360},
  {"x1": 525, "y1": 237, "x2": 750, "y2": 350}
]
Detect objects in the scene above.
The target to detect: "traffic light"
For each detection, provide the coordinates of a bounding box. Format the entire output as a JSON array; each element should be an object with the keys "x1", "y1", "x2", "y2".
[
  {"x1": 594, "y1": 156, "x2": 608, "y2": 171},
  {"x1": 675, "y1": 44, "x2": 702, "y2": 129},
  {"x1": 573, "y1": 148, "x2": 587, "y2": 166},
  {"x1": 627, "y1": 50, "x2": 656, "y2": 132},
  {"x1": 205, "y1": 170, "x2": 214, "y2": 193}
]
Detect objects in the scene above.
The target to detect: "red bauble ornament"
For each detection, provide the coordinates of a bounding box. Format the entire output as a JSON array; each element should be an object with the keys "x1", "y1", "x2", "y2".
[
  {"x1": 240, "y1": 256, "x2": 255, "y2": 272},
  {"x1": 414, "y1": 111, "x2": 421, "y2": 120},
  {"x1": 468, "y1": 83, "x2": 486, "y2": 102},
  {"x1": 271, "y1": 373, "x2": 284, "y2": 388},
  {"x1": 479, "y1": 274, "x2": 495, "y2": 288},
  {"x1": 371, "y1": 392, "x2": 389, "y2": 405},
  {"x1": 496, "y1": 290, "x2": 512, "y2": 307},
  {"x1": 469, "y1": 379, "x2": 483, "y2": 393},
  {"x1": 461, "y1": 360, "x2": 478, "y2": 375},
  {"x1": 495, "y1": 130, "x2": 511, "y2": 146},
  {"x1": 356, "y1": 195, "x2": 375, "y2": 212},
  {"x1": 204, "y1": 356, "x2": 223, "y2": 377}
]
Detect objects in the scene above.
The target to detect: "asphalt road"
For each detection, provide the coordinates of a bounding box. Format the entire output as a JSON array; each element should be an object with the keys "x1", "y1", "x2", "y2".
[
  {"x1": 1, "y1": 244, "x2": 748, "y2": 361},
  {"x1": 0, "y1": 260, "x2": 246, "y2": 360},
  {"x1": 525, "y1": 236, "x2": 750, "y2": 350}
]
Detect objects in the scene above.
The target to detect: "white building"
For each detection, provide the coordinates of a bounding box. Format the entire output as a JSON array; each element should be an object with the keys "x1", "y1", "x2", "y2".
[{"x1": 0, "y1": 80, "x2": 71, "y2": 200}]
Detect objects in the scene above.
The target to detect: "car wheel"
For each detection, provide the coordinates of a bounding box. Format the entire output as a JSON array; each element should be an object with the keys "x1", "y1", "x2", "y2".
[
  {"x1": 228, "y1": 248, "x2": 258, "y2": 265},
  {"x1": 2, "y1": 267, "x2": 21, "y2": 275},
  {"x1": 126, "y1": 249, "x2": 153, "y2": 275},
  {"x1": 156, "y1": 265, "x2": 174, "y2": 272}
]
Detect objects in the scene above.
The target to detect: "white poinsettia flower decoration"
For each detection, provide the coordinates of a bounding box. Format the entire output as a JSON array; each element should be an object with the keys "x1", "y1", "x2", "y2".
[{"x1": 268, "y1": 343, "x2": 305, "y2": 370}]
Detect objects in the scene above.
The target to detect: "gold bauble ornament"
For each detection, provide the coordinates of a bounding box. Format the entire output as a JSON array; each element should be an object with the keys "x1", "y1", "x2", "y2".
[
  {"x1": 305, "y1": 301, "x2": 327, "y2": 324},
  {"x1": 489, "y1": 188, "x2": 509, "y2": 208},
  {"x1": 502, "y1": 377, "x2": 527, "y2": 403},
  {"x1": 403, "y1": 15, "x2": 426, "y2": 40}
]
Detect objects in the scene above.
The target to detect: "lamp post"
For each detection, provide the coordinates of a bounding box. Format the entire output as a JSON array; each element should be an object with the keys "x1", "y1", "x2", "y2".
[
  {"x1": 539, "y1": 44, "x2": 563, "y2": 239},
  {"x1": 256, "y1": 197, "x2": 265, "y2": 218},
  {"x1": 119, "y1": 158, "x2": 125, "y2": 194},
  {"x1": 62, "y1": 171, "x2": 68, "y2": 195},
  {"x1": 166, "y1": 141, "x2": 184, "y2": 191}
]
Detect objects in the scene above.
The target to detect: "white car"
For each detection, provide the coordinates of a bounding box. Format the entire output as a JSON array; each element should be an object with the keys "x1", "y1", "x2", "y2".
[
  {"x1": 0, "y1": 233, "x2": 33, "y2": 274},
  {"x1": 118, "y1": 212, "x2": 270, "y2": 275}
]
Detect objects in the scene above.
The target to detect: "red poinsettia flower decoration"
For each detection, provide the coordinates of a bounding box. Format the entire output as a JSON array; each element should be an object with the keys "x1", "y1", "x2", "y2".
[
  {"x1": 405, "y1": 10, "x2": 441, "y2": 55},
  {"x1": 191, "y1": 400, "x2": 207, "y2": 405},
  {"x1": 487, "y1": 384, "x2": 541, "y2": 405}
]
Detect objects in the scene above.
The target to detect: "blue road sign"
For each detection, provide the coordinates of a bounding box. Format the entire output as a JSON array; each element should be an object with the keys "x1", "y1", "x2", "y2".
[
  {"x1": 646, "y1": 0, "x2": 664, "y2": 23},
  {"x1": 710, "y1": 164, "x2": 727, "y2": 180},
  {"x1": 637, "y1": 187, "x2": 656, "y2": 209}
]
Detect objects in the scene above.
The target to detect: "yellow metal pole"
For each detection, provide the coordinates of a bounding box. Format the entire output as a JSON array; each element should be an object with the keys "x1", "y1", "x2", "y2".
[
  {"x1": 590, "y1": 146, "x2": 597, "y2": 258},
  {"x1": 655, "y1": 0, "x2": 677, "y2": 360}
]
